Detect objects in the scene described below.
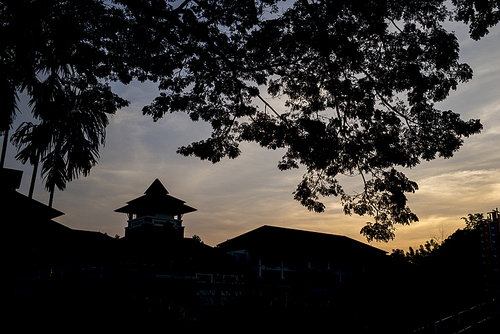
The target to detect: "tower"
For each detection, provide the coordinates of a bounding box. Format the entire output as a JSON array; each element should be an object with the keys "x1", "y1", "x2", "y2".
[
  {"x1": 480, "y1": 209, "x2": 500, "y2": 294},
  {"x1": 115, "y1": 179, "x2": 196, "y2": 241}
]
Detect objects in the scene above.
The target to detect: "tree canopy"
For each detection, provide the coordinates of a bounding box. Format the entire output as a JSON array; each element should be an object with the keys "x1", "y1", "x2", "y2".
[
  {"x1": 2, "y1": 0, "x2": 499, "y2": 240},
  {"x1": 388, "y1": 214, "x2": 489, "y2": 324}
]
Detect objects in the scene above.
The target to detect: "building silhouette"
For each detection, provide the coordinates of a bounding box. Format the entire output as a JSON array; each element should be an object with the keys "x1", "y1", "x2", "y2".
[
  {"x1": 0, "y1": 169, "x2": 398, "y2": 331},
  {"x1": 480, "y1": 209, "x2": 500, "y2": 295},
  {"x1": 115, "y1": 178, "x2": 196, "y2": 241},
  {"x1": 218, "y1": 225, "x2": 387, "y2": 285}
]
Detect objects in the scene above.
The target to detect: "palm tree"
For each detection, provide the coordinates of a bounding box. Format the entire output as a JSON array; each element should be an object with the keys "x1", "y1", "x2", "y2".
[
  {"x1": 6, "y1": 0, "x2": 130, "y2": 208},
  {"x1": 10, "y1": 122, "x2": 45, "y2": 198},
  {"x1": 11, "y1": 73, "x2": 128, "y2": 207}
]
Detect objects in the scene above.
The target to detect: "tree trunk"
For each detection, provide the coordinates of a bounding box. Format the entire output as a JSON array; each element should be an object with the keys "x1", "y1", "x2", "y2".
[
  {"x1": 48, "y1": 185, "x2": 55, "y2": 208},
  {"x1": 48, "y1": 140, "x2": 62, "y2": 208},
  {"x1": 28, "y1": 152, "x2": 40, "y2": 199},
  {"x1": 0, "y1": 129, "x2": 8, "y2": 168}
]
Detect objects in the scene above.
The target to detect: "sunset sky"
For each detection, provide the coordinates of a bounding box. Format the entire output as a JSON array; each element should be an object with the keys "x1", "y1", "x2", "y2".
[{"x1": 3, "y1": 19, "x2": 500, "y2": 253}]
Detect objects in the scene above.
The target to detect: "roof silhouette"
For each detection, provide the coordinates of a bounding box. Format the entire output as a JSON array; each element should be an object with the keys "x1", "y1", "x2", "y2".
[
  {"x1": 217, "y1": 225, "x2": 386, "y2": 260},
  {"x1": 144, "y1": 178, "x2": 169, "y2": 196},
  {"x1": 6, "y1": 187, "x2": 64, "y2": 220},
  {"x1": 114, "y1": 179, "x2": 196, "y2": 215}
]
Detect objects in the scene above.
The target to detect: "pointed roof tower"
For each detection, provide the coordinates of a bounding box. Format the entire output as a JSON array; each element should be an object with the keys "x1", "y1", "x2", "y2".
[
  {"x1": 115, "y1": 179, "x2": 196, "y2": 216},
  {"x1": 115, "y1": 179, "x2": 196, "y2": 240},
  {"x1": 144, "y1": 178, "x2": 169, "y2": 195}
]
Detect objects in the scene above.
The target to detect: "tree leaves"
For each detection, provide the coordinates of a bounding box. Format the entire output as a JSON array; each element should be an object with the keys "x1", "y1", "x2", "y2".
[
  {"x1": 452, "y1": 0, "x2": 500, "y2": 40},
  {"x1": 4, "y1": 0, "x2": 496, "y2": 240},
  {"x1": 11, "y1": 75, "x2": 128, "y2": 194},
  {"x1": 5, "y1": 0, "x2": 129, "y2": 202},
  {"x1": 135, "y1": 0, "x2": 483, "y2": 241}
]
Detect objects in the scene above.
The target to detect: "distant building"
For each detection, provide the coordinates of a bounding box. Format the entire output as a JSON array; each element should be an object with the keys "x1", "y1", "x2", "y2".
[
  {"x1": 480, "y1": 209, "x2": 500, "y2": 293},
  {"x1": 217, "y1": 225, "x2": 388, "y2": 287}
]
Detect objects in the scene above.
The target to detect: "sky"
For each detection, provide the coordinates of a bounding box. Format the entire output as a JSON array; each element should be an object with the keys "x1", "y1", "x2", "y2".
[{"x1": 3, "y1": 18, "x2": 500, "y2": 253}]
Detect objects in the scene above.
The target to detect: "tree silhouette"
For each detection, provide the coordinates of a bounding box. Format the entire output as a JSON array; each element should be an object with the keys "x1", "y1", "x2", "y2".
[
  {"x1": 462, "y1": 212, "x2": 485, "y2": 230},
  {"x1": 387, "y1": 216, "x2": 488, "y2": 329},
  {"x1": 3, "y1": 0, "x2": 500, "y2": 239},
  {"x1": 4, "y1": 0, "x2": 128, "y2": 205},
  {"x1": 12, "y1": 74, "x2": 127, "y2": 206},
  {"x1": 138, "y1": 0, "x2": 484, "y2": 241},
  {"x1": 452, "y1": 0, "x2": 500, "y2": 40}
]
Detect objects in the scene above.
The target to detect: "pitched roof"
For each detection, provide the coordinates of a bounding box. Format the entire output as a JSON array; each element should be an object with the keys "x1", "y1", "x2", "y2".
[
  {"x1": 144, "y1": 178, "x2": 169, "y2": 196},
  {"x1": 0, "y1": 168, "x2": 23, "y2": 190},
  {"x1": 4, "y1": 188, "x2": 64, "y2": 220},
  {"x1": 1, "y1": 168, "x2": 64, "y2": 220},
  {"x1": 114, "y1": 179, "x2": 196, "y2": 215},
  {"x1": 217, "y1": 225, "x2": 386, "y2": 261}
]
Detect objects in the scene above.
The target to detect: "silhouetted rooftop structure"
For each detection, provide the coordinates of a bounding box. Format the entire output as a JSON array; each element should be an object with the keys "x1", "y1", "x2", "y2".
[
  {"x1": 1, "y1": 167, "x2": 116, "y2": 280},
  {"x1": 1, "y1": 170, "x2": 397, "y2": 330},
  {"x1": 218, "y1": 225, "x2": 386, "y2": 258},
  {"x1": 1, "y1": 167, "x2": 63, "y2": 220},
  {"x1": 115, "y1": 178, "x2": 196, "y2": 216},
  {"x1": 0, "y1": 167, "x2": 22, "y2": 191},
  {"x1": 218, "y1": 225, "x2": 387, "y2": 283},
  {"x1": 115, "y1": 179, "x2": 196, "y2": 240}
]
